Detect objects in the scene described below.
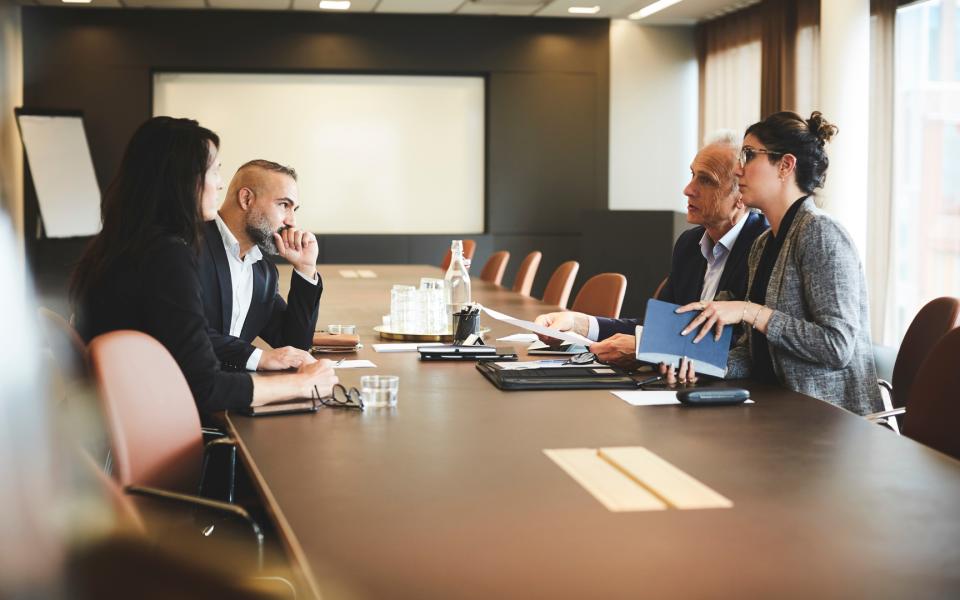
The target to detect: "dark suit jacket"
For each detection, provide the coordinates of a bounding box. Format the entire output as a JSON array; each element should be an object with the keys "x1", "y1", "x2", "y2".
[
  {"x1": 198, "y1": 220, "x2": 323, "y2": 370},
  {"x1": 76, "y1": 236, "x2": 254, "y2": 414},
  {"x1": 596, "y1": 211, "x2": 768, "y2": 340}
]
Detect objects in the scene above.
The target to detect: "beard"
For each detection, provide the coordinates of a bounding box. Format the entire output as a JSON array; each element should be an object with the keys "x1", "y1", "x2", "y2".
[{"x1": 245, "y1": 212, "x2": 283, "y2": 256}]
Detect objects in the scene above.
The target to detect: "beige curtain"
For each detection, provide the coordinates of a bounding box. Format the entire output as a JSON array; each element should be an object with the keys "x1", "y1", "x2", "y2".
[
  {"x1": 793, "y1": 0, "x2": 820, "y2": 117},
  {"x1": 867, "y1": 0, "x2": 897, "y2": 344},
  {"x1": 697, "y1": 6, "x2": 763, "y2": 143}
]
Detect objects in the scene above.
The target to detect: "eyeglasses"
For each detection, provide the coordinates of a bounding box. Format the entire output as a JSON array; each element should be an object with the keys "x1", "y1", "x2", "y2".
[
  {"x1": 563, "y1": 352, "x2": 599, "y2": 366},
  {"x1": 312, "y1": 383, "x2": 364, "y2": 410},
  {"x1": 739, "y1": 147, "x2": 783, "y2": 168}
]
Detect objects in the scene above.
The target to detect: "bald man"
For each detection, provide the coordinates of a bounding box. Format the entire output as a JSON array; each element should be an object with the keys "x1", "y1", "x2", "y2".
[
  {"x1": 536, "y1": 136, "x2": 768, "y2": 367},
  {"x1": 198, "y1": 159, "x2": 322, "y2": 372}
]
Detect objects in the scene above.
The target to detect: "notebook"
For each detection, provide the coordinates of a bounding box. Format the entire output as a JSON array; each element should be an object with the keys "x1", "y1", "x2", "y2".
[
  {"x1": 476, "y1": 361, "x2": 638, "y2": 391},
  {"x1": 635, "y1": 298, "x2": 732, "y2": 378}
]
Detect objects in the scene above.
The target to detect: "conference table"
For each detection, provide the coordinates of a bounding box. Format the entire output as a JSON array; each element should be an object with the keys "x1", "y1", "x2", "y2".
[{"x1": 224, "y1": 265, "x2": 960, "y2": 599}]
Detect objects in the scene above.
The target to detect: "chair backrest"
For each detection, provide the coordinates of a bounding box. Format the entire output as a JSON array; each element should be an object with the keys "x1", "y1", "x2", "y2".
[
  {"x1": 511, "y1": 251, "x2": 542, "y2": 296},
  {"x1": 39, "y1": 307, "x2": 87, "y2": 380},
  {"x1": 902, "y1": 327, "x2": 960, "y2": 461},
  {"x1": 80, "y1": 448, "x2": 147, "y2": 535},
  {"x1": 440, "y1": 240, "x2": 477, "y2": 272},
  {"x1": 88, "y1": 331, "x2": 204, "y2": 494},
  {"x1": 571, "y1": 273, "x2": 628, "y2": 319},
  {"x1": 653, "y1": 276, "x2": 668, "y2": 300},
  {"x1": 541, "y1": 261, "x2": 579, "y2": 309},
  {"x1": 479, "y1": 251, "x2": 510, "y2": 286},
  {"x1": 891, "y1": 296, "x2": 960, "y2": 410}
]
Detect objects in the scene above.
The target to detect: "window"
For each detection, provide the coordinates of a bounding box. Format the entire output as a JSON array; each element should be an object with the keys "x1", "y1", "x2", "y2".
[{"x1": 890, "y1": 0, "x2": 960, "y2": 341}]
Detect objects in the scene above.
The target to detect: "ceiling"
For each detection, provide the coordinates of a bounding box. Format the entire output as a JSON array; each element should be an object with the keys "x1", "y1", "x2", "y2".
[{"x1": 18, "y1": 0, "x2": 757, "y2": 24}]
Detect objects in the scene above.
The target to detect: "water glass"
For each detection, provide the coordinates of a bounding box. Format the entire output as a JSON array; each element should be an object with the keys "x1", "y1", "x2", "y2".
[{"x1": 361, "y1": 375, "x2": 399, "y2": 408}]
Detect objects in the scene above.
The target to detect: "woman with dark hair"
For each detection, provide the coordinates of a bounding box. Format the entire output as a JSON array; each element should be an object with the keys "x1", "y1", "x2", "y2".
[
  {"x1": 73, "y1": 116, "x2": 337, "y2": 414},
  {"x1": 674, "y1": 111, "x2": 882, "y2": 415}
]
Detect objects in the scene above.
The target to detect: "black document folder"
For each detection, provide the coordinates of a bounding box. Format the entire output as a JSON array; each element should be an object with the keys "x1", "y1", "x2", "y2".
[{"x1": 476, "y1": 361, "x2": 639, "y2": 391}]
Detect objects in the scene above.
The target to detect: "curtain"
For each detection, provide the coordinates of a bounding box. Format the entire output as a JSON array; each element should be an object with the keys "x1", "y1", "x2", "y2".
[
  {"x1": 868, "y1": 0, "x2": 897, "y2": 344},
  {"x1": 760, "y1": 0, "x2": 799, "y2": 117},
  {"x1": 697, "y1": 6, "x2": 763, "y2": 142},
  {"x1": 793, "y1": 0, "x2": 821, "y2": 117}
]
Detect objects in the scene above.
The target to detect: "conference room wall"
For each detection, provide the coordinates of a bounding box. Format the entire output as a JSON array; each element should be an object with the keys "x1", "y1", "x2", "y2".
[{"x1": 20, "y1": 7, "x2": 609, "y2": 306}]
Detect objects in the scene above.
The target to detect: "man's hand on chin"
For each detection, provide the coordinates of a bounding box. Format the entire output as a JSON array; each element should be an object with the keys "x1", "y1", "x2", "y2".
[{"x1": 274, "y1": 228, "x2": 319, "y2": 280}]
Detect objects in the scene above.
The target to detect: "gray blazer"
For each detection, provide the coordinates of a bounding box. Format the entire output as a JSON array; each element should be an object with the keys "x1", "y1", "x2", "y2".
[{"x1": 727, "y1": 199, "x2": 883, "y2": 415}]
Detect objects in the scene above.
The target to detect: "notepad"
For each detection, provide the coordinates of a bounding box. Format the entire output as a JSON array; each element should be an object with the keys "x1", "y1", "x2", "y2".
[{"x1": 635, "y1": 299, "x2": 732, "y2": 377}]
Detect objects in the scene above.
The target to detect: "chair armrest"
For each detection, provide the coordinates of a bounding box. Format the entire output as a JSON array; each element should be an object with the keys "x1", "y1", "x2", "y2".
[
  {"x1": 201, "y1": 436, "x2": 238, "y2": 503},
  {"x1": 866, "y1": 407, "x2": 906, "y2": 421},
  {"x1": 125, "y1": 484, "x2": 263, "y2": 569}
]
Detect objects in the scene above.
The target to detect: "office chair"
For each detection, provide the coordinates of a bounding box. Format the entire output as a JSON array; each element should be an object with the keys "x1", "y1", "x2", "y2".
[
  {"x1": 440, "y1": 239, "x2": 477, "y2": 272},
  {"x1": 541, "y1": 261, "x2": 579, "y2": 309},
  {"x1": 88, "y1": 330, "x2": 264, "y2": 565},
  {"x1": 511, "y1": 251, "x2": 542, "y2": 297},
  {"x1": 866, "y1": 296, "x2": 960, "y2": 432},
  {"x1": 571, "y1": 273, "x2": 628, "y2": 319},
  {"x1": 900, "y1": 327, "x2": 960, "y2": 461},
  {"x1": 653, "y1": 276, "x2": 668, "y2": 300},
  {"x1": 479, "y1": 251, "x2": 510, "y2": 286}
]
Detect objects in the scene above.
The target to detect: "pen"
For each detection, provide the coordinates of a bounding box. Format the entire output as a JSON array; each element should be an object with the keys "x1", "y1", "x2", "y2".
[{"x1": 637, "y1": 374, "x2": 663, "y2": 386}]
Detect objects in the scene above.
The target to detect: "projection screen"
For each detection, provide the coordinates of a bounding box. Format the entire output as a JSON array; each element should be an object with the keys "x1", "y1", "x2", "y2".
[{"x1": 153, "y1": 72, "x2": 485, "y2": 234}]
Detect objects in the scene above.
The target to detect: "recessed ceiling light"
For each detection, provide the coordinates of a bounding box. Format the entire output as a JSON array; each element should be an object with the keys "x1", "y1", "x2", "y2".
[
  {"x1": 62, "y1": 0, "x2": 93, "y2": 4},
  {"x1": 568, "y1": 5, "x2": 600, "y2": 14},
  {"x1": 629, "y1": 0, "x2": 684, "y2": 20},
  {"x1": 318, "y1": 0, "x2": 351, "y2": 10}
]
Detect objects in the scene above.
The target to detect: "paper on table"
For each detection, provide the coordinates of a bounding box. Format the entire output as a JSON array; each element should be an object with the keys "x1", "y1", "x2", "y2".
[
  {"x1": 333, "y1": 360, "x2": 377, "y2": 369},
  {"x1": 339, "y1": 270, "x2": 359, "y2": 278},
  {"x1": 357, "y1": 270, "x2": 377, "y2": 278},
  {"x1": 373, "y1": 343, "x2": 443, "y2": 353},
  {"x1": 611, "y1": 391, "x2": 755, "y2": 407},
  {"x1": 493, "y1": 360, "x2": 603, "y2": 370},
  {"x1": 496, "y1": 333, "x2": 539, "y2": 343},
  {"x1": 480, "y1": 305, "x2": 593, "y2": 346}
]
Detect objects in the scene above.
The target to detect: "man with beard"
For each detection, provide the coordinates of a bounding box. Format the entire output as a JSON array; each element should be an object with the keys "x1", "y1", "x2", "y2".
[{"x1": 198, "y1": 159, "x2": 322, "y2": 371}]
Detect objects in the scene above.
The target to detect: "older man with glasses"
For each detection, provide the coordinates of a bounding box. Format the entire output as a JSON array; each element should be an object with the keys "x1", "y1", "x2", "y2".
[{"x1": 535, "y1": 134, "x2": 768, "y2": 369}]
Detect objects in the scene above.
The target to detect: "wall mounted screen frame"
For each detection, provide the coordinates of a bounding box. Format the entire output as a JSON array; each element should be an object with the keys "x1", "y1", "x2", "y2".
[{"x1": 153, "y1": 71, "x2": 486, "y2": 235}]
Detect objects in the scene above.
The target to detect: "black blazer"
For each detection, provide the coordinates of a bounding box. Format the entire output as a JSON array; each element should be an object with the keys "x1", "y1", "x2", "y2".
[
  {"x1": 76, "y1": 236, "x2": 254, "y2": 414},
  {"x1": 596, "y1": 211, "x2": 768, "y2": 340},
  {"x1": 198, "y1": 219, "x2": 323, "y2": 370}
]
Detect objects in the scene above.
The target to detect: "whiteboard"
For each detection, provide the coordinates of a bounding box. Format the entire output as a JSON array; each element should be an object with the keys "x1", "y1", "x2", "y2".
[
  {"x1": 153, "y1": 73, "x2": 485, "y2": 234},
  {"x1": 16, "y1": 112, "x2": 101, "y2": 238}
]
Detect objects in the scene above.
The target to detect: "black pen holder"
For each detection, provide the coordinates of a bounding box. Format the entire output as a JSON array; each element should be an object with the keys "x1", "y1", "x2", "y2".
[{"x1": 452, "y1": 310, "x2": 481, "y2": 345}]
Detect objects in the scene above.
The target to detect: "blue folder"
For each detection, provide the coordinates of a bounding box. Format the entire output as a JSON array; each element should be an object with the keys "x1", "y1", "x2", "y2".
[{"x1": 635, "y1": 298, "x2": 732, "y2": 377}]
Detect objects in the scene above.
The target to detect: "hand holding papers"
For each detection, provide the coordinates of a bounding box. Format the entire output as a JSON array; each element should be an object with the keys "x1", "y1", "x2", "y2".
[{"x1": 479, "y1": 305, "x2": 593, "y2": 346}]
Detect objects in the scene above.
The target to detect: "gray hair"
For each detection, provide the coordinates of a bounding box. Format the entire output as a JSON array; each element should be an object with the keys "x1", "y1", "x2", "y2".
[{"x1": 703, "y1": 129, "x2": 740, "y2": 149}]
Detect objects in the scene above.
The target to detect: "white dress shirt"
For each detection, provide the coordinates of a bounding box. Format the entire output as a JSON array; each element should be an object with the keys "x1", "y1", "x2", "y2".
[
  {"x1": 214, "y1": 215, "x2": 318, "y2": 371},
  {"x1": 584, "y1": 212, "x2": 750, "y2": 342}
]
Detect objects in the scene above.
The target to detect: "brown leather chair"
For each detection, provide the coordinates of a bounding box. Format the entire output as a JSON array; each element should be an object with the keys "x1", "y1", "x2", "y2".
[
  {"x1": 88, "y1": 331, "x2": 264, "y2": 565},
  {"x1": 89, "y1": 330, "x2": 208, "y2": 494},
  {"x1": 571, "y1": 273, "x2": 628, "y2": 319},
  {"x1": 541, "y1": 261, "x2": 579, "y2": 309},
  {"x1": 653, "y1": 276, "x2": 668, "y2": 300},
  {"x1": 479, "y1": 251, "x2": 510, "y2": 286},
  {"x1": 511, "y1": 251, "x2": 542, "y2": 297},
  {"x1": 901, "y1": 327, "x2": 960, "y2": 461},
  {"x1": 867, "y1": 297, "x2": 960, "y2": 431},
  {"x1": 440, "y1": 239, "x2": 477, "y2": 272}
]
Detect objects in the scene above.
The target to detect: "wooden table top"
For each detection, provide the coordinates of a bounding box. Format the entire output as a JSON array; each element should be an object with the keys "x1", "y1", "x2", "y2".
[{"x1": 227, "y1": 265, "x2": 960, "y2": 599}]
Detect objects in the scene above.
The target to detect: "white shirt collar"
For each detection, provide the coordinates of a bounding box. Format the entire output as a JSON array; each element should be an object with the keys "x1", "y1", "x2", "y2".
[
  {"x1": 214, "y1": 213, "x2": 262, "y2": 264},
  {"x1": 700, "y1": 211, "x2": 749, "y2": 261}
]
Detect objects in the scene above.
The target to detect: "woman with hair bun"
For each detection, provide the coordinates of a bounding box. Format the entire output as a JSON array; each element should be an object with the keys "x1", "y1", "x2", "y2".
[{"x1": 673, "y1": 111, "x2": 882, "y2": 415}]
